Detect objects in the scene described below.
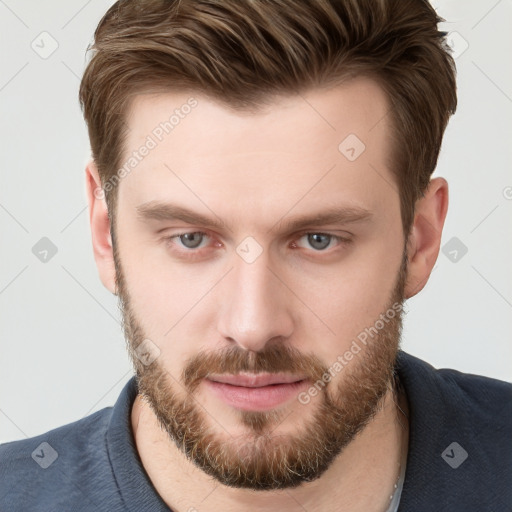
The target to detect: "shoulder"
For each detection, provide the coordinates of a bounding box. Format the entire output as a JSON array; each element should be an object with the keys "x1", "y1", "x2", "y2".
[
  {"x1": 0, "y1": 407, "x2": 118, "y2": 511},
  {"x1": 396, "y1": 351, "x2": 512, "y2": 509},
  {"x1": 397, "y1": 350, "x2": 512, "y2": 426},
  {"x1": 437, "y1": 362, "x2": 512, "y2": 421},
  {"x1": 0, "y1": 405, "x2": 112, "y2": 459}
]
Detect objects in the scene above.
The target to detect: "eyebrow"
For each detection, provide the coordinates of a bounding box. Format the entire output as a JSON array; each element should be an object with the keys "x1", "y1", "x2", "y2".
[{"x1": 136, "y1": 201, "x2": 373, "y2": 234}]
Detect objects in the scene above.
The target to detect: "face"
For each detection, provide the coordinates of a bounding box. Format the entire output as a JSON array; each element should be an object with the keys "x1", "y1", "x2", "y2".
[{"x1": 112, "y1": 77, "x2": 407, "y2": 490}]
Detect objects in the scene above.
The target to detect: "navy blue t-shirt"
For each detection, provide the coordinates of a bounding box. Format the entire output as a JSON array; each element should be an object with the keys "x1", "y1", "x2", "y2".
[{"x1": 1, "y1": 351, "x2": 511, "y2": 511}]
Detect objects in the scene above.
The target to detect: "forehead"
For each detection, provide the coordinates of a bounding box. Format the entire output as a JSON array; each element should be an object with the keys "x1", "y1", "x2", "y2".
[
  {"x1": 118, "y1": 77, "x2": 396, "y2": 229},
  {"x1": 124, "y1": 76, "x2": 390, "y2": 155}
]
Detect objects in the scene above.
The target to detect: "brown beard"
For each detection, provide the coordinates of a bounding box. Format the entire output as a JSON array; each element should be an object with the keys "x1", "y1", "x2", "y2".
[{"x1": 114, "y1": 239, "x2": 408, "y2": 490}]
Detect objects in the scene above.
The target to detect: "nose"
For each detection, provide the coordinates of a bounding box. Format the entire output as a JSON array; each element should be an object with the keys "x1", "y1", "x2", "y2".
[{"x1": 216, "y1": 250, "x2": 295, "y2": 352}]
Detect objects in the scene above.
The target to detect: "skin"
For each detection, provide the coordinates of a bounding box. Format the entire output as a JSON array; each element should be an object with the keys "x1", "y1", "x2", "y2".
[{"x1": 86, "y1": 77, "x2": 448, "y2": 511}]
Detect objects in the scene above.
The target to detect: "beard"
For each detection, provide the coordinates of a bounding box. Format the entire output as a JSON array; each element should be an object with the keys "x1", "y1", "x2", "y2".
[{"x1": 114, "y1": 240, "x2": 408, "y2": 491}]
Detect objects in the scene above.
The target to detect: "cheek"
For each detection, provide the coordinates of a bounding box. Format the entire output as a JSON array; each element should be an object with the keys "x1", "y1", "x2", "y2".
[
  {"x1": 116, "y1": 217, "x2": 207, "y2": 324},
  {"x1": 119, "y1": 257, "x2": 223, "y2": 374},
  {"x1": 299, "y1": 236, "x2": 403, "y2": 360}
]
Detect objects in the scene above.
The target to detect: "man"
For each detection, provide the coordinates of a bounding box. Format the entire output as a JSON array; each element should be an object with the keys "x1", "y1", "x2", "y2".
[{"x1": 1, "y1": 0, "x2": 511, "y2": 511}]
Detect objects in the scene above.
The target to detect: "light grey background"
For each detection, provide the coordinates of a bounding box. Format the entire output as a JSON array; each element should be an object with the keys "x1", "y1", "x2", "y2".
[{"x1": 1, "y1": 0, "x2": 511, "y2": 443}]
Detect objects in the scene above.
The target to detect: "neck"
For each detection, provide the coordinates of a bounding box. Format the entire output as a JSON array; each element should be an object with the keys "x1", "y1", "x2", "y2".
[{"x1": 131, "y1": 380, "x2": 409, "y2": 512}]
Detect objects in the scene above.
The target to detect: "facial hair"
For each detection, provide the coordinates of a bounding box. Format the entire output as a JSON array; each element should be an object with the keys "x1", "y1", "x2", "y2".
[{"x1": 114, "y1": 239, "x2": 408, "y2": 490}]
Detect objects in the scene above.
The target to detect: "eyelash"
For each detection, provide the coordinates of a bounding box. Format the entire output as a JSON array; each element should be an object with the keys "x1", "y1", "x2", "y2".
[{"x1": 161, "y1": 231, "x2": 352, "y2": 260}]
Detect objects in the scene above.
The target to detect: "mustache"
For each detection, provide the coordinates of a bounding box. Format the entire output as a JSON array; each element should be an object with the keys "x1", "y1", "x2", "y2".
[{"x1": 183, "y1": 344, "x2": 328, "y2": 392}]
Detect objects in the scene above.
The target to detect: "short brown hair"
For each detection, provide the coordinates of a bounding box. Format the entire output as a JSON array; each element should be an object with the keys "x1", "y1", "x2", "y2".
[{"x1": 79, "y1": 0, "x2": 457, "y2": 237}]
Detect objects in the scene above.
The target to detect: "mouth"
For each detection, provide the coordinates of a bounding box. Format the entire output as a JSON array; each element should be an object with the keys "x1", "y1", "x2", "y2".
[{"x1": 205, "y1": 373, "x2": 309, "y2": 411}]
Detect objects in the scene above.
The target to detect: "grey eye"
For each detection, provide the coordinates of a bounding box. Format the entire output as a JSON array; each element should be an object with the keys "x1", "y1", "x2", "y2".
[
  {"x1": 179, "y1": 232, "x2": 205, "y2": 249},
  {"x1": 307, "y1": 233, "x2": 332, "y2": 250}
]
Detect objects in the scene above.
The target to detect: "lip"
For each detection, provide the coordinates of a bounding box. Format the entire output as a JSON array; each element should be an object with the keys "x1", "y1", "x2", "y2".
[
  {"x1": 207, "y1": 372, "x2": 307, "y2": 387},
  {"x1": 205, "y1": 373, "x2": 309, "y2": 411}
]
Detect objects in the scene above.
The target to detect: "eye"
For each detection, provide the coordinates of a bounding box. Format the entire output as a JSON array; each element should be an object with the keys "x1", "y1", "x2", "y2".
[
  {"x1": 161, "y1": 230, "x2": 350, "y2": 259},
  {"x1": 294, "y1": 233, "x2": 350, "y2": 251},
  {"x1": 167, "y1": 231, "x2": 210, "y2": 250}
]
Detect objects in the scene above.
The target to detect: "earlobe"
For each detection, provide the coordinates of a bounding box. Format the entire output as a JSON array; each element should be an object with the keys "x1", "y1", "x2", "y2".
[
  {"x1": 404, "y1": 177, "x2": 449, "y2": 299},
  {"x1": 85, "y1": 161, "x2": 117, "y2": 295}
]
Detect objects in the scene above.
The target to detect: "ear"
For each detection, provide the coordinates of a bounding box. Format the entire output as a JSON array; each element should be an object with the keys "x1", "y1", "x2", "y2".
[
  {"x1": 404, "y1": 177, "x2": 449, "y2": 299},
  {"x1": 85, "y1": 161, "x2": 117, "y2": 295}
]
